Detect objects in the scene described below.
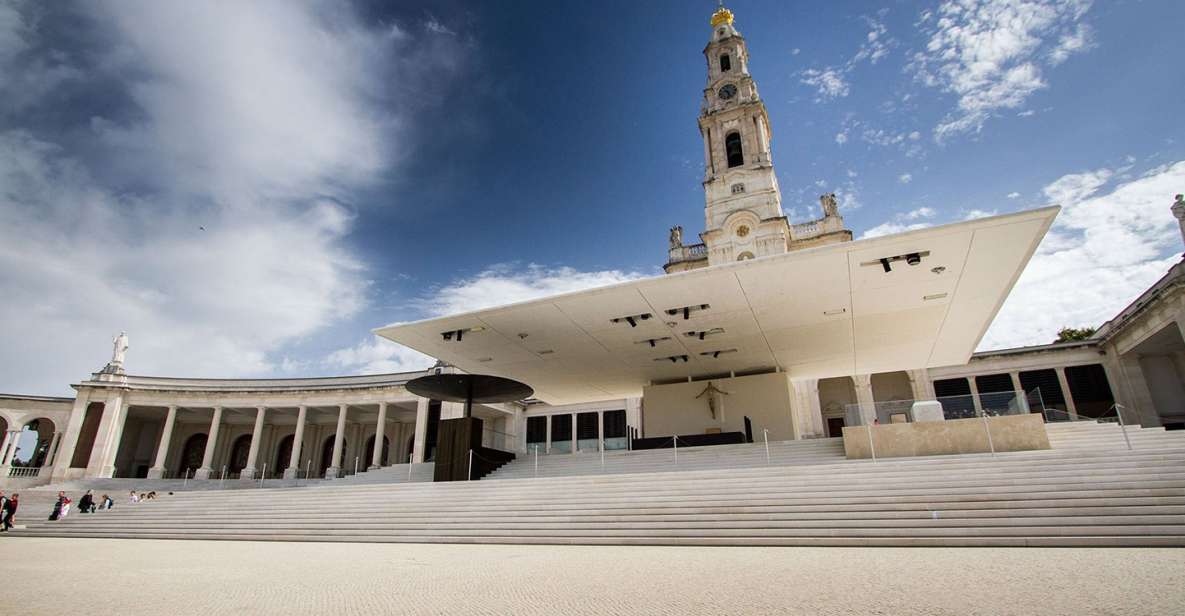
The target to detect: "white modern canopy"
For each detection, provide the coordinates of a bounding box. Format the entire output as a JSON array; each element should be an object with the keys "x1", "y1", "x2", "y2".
[{"x1": 376, "y1": 206, "x2": 1059, "y2": 405}]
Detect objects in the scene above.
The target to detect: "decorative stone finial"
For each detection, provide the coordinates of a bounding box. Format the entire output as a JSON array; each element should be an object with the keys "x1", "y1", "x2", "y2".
[
  {"x1": 669, "y1": 225, "x2": 684, "y2": 250},
  {"x1": 1172, "y1": 194, "x2": 1185, "y2": 248},
  {"x1": 820, "y1": 193, "x2": 839, "y2": 218}
]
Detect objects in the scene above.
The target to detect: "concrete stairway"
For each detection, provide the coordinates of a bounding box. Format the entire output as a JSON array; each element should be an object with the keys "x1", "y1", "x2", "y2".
[
  {"x1": 7, "y1": 423, "x2": 1184, "y2": 547},
  {"x1": 330, "y1": 462, "x2": 435, "y2": 485}
]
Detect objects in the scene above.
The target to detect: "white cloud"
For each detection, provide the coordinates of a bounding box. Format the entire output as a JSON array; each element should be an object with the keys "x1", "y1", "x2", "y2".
[
  {"x1": 906, "y1": 206, "x2": 935, "y2": 219},
  {"x1": 326, "y1": 337, "x2": 435, "y2": 375},
  {"x1": 800, "y1": 68, "x2": 850, "y2": 100},
  {"x1": 861, "y1": 221, "x2": 932, "y2": 239},
  {"x1": 326, "y1": 265, "x2": 651, "y2": 374},
  {"x1": 835, "y1": 131, "x2": 849, "y2": 145},
  {"x1": 981, "y1": 160, "x2": 1185, "y2": 350},
  {"x1": 899, "y1": 173, "x2": 913, "y2": 184},
  {"x1": 911, "y1": 0, "x2": 1095, "y2": 141},
  {"x1": 1050, "y1": 23, "x2": 1093, "y2": 64},
  {"x1": 1042, "y1": 167, "x2": 1112, "y2": 204},
  {"x1": 1017, "y1": 109, "x2": 1037, "y2": 117},
  {"x1": 418, "y1": 265, "x2": 650, "y2": 318},
  {"x1": 963, "y1": 208, "x2": 999, "y2": 220},
  {"x1": 1007, "y1": 192, "x2": 1022, "y2": 199},
  {"x1": 791, "y1": 48, "x2": 801, "y2": 56},
  {"x1": 0, "y1": 2, "x2": 472, "y2": 394}
]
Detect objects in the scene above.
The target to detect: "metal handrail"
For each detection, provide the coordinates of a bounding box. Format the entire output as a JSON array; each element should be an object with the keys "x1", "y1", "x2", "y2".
[{"x1": 1042, "y1": 404, "x2": 1133, "y2": 450}]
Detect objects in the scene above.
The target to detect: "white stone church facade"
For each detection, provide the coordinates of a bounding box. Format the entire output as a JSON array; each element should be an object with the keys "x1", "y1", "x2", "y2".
[{"x1": 1, "y1": 7, "x2": 1183, "y2": 487}]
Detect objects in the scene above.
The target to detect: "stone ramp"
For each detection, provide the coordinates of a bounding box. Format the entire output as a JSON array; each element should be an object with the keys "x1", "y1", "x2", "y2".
[{"x1": 7, "y1": 423, "x2": 1185, "y2": 547}]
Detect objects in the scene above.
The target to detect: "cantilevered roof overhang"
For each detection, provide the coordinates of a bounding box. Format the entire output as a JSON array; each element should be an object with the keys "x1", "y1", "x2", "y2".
[{"x1": 375, "y1": 206, "x2": 1058, "y2": 405}]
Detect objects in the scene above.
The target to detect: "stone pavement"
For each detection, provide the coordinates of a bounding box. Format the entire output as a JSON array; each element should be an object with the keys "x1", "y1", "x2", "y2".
[{"x1": 1, "y1": 539, "x2": 1183, "y2": 615}]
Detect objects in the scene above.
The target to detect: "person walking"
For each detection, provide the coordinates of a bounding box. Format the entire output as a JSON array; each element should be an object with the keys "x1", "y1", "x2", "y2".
[
  {"x1": 0, "y1": 491, "x2": 8, "y2": 531},
  {"x1": 2, "y1": 493, "x2": 17, "y2": 531}
]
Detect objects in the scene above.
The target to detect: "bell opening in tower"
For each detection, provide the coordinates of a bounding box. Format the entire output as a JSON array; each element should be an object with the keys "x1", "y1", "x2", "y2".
[{"x1": 725, "y1": 132, "x2": 743, "y2": 168}]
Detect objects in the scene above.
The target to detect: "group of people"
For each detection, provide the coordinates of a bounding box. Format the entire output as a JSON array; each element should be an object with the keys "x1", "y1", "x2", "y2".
[
  {"x1": 0, "y1": 491, "x2": 18, "y2": 531},
  {"x1": 0, "y1": 487, "x2": 167, "y2": 531}
]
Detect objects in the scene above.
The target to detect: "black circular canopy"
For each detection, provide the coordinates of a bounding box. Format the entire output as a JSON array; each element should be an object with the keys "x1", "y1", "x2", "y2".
[{"x1": 405, "y1": 373, "x2": 533, "y2": 405}]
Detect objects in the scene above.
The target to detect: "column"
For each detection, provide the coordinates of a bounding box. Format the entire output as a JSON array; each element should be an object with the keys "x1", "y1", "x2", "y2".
[
  {"x1": 412, "y1": 397, "x2": 429, "y2": 463},
  {"x1": 0, "y1": 430, "x2": 17, "y2": 466},
  {"x1": 194, "y1": 406, "x2": 223, "y2": 480},
  {"x1": 545, "y1": 414, "x2": 552, "y2": 453},
  {"x1": 325, "y1": 404, "x2": 348, "y2": 478},
  {"x1": 968, "y1": 377, "x2": 984, "y2": 415},
  {"x1": 146, "y1": 405, "x2": 178, "y2": 479},
  {"x1": 791, "y1": 378, "x2": 823, "y2": 439},
  {"x1": 43, "y1": 431, "x2": 63, "y2": 467},
  {"x1": 371, "y1": 402, "x2": 388, "y2": 469},
  {"x1": 852, "y1": 374, "x2": 876, "y2": 425},
  {"x1": 597, "y1": 411, "x2": 605, "y2": 452},
  {"x1": 1009, "y1": 371, "x2": 1029, "y2": 412},
  {"x1": 51, "y1": 393, "x2": 92, "y2": 481},
  {"x1": 570, "y1": 413, "x2": 577, "y2": 453},
  {"x1": 93, "y1": 395, "x2": 129, "y2": 476},
  {"x1": 906, "y1": 369, "x2": 935, "y2": 401},
  {"x1": 240, "y1": 406, "x2": 267, "y2": 480},
  {"x1": 284, "y1": 405, "x2": 308, "y2": 478},
  {"x1": 702, "y1": 127, "x2": 713, "y2": 175},
  {"x1": 92, "y1": 393, "x2": 129, "y2": 479},
  {"x1": 1055, "y1": 367, "x2": 1079, "y2": 419}
]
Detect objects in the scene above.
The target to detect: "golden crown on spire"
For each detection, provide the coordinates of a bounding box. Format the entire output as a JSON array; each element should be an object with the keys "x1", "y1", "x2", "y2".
[{"x1": 710, "y1": 6, "x2": 734, "y2": 27}]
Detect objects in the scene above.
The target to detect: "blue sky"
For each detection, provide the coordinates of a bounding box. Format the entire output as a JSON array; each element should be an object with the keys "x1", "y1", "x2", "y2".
[{"x1": 2, "y1": 0, "x2": 1183, "y2": 396}]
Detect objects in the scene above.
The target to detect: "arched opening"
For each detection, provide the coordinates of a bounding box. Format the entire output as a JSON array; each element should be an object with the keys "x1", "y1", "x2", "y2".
[
  {"x1": 13, "y1": 418, "x2": 56, "y2": 467},
  {"x1": 0, "y1": 417, "x2": 8, "y2": 461},
  {"x1": 70, "y1": 402, "x2": 105, "y2": 467},
  {"x1": 176, "y1": 433, "x2": 207, "y2": 477},
  {"x1": 364, "y1": 435, "x2": 390, "y2": 467},
  {"x1": 719, "y1": 53, "x2": 731, "y2": 72},
  {"x1": 819, "y1": 377, "x2": 858, "y2": 437},
  {"x1": 228, "y1": 434, "x2": 252, "y2": 475},
  {"x1": 274, "y1": 434, "x2": 294, "y2": 477},
  {"x1": 319, "y1": 435, "x2": 346, "y2": 477},
  {"x1": 725, "y1": 131, "x2": 743, "y2": 168},
  {"x1": 736, "y1": 251, "x2": 755, "y2": 261}
]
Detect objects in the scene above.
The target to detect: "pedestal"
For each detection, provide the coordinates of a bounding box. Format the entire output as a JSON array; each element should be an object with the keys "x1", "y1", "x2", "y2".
[
  {"x1": 146, "y1": 467, "x2": 165, "y2": 479},
  {"x1": 911, "y1": 400, "x2": 945, "y2": 422},
  {"x1": 433, "y1": 416, "x2": 483, "y2": 482},
  {"x1": 193, "y1": 467, "x2": 213, "y2": 480},
  {"x1": 324, "y1": 467, "x2": 340, "y2": 479},
  {"x1": 282, "y1": 468, "x2": 299, "y2": 480},
  {"x1": 239, "y1": 468, "x2": 257, "y2": 480}
]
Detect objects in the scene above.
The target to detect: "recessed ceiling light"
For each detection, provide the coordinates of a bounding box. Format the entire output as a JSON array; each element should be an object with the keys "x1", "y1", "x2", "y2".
[
  {"x1": 823, "y1": 308, "x2": 847, "y2": 316},
  {"x1": 537, "y1": 349, "x2": 555, "y2": 355},
  {"x1": 923, "y1": 293, "x2": 948, "y2": 301}
]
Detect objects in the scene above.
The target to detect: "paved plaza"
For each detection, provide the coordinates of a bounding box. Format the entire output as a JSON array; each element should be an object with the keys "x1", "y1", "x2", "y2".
[{"x1": 2, "y1": 539, "x2": 1182, "y2": 615}]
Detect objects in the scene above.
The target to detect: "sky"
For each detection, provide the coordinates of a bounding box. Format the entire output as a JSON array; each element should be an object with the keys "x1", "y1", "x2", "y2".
[{"x1": 1, "y1": 0, "x2": 1183, "y2": 397}]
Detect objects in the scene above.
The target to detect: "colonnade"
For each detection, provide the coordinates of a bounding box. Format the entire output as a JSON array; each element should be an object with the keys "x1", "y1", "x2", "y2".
[{"x1": 141, "y1": 398, "x2": 435, "y2": 481}]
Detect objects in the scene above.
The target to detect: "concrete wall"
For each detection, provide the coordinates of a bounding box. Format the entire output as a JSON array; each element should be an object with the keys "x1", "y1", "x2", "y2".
[
  {"x1": 842, "y1": 413, "x2": 1050, "y2": 459},
  {"x1": 642, "y1": 372, "x2": 795, "y2": 440}
]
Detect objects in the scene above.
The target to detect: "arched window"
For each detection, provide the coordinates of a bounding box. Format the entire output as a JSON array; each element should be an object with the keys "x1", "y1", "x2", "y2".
[
  {"x1": 737, "y1": 251, "x2": 755, "y2": 261},
  {"x1": 719, "y1": 54, "x2": 731, "y2": 72},
  {"x1": 275, "y1": 434, "x2": 294, "y2": 476},
  {"x1": 228, "y1": 435, "x2": 252, "y2": 474},
  {"x1": 177, "y1": 433, "x2": 207, "y2": 477},
  {"x1": 725, "y1": 132, "x2": 744, "y2": 168}
]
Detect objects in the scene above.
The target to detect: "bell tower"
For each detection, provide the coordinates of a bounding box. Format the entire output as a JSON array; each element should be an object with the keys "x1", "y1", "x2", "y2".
[
  {"x1": 696, "y1": 6, "x2": 789, "y2": 265},
  {"x1": 663, "y1": 5, "x2": 851, "y2": 274}
]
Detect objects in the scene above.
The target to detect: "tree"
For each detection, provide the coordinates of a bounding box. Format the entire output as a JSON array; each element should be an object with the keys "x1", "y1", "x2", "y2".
[{"x1": 1055, "y1": 326, "x2": 1096, "y2": 343}]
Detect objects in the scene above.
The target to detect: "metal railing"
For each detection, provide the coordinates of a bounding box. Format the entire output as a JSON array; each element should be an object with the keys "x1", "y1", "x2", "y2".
[
  {"x1": 1041, "y1": 403, "x2": 1134, "y2": 450},
  {"x1": 843, "y1": 390, "x2": 1039, "y2": 427}
]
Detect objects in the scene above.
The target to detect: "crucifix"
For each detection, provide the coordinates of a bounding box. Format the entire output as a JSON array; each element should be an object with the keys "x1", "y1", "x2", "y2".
[{"x1": 696, "y1": 381, "x2": 731, "y2": 421}]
